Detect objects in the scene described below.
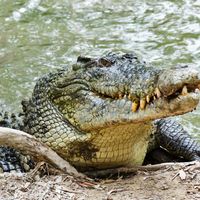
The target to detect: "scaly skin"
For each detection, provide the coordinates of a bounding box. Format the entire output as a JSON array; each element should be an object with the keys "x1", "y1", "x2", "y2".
[
  {"x1": 155, "y1": 119, "x2": 200, "y2": 161},
  {"x1": 16, "y1": 52, "x2": 200, "y2": 170},
  {"x1": 0, "y1": 112, "x2": 34, "y2": 172}
]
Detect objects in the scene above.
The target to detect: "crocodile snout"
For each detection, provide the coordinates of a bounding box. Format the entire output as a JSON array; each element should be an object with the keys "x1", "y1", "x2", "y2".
[{"x1": 157, "y1": 66, "x2": 200, "y2": 97}]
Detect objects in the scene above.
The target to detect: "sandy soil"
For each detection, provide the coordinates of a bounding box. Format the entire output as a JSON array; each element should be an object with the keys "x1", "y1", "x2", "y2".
[{"x1": 0, "y1": 162, "x2": 200, "y2": 200}]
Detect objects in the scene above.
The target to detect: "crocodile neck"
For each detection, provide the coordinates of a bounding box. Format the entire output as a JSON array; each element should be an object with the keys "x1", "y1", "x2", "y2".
[
  {"x1": 70, "y1": 122, "x2": 154, "y2": 170},
  {"x1": 23, "y1": 71, "x2": 91, "y2": 153}
]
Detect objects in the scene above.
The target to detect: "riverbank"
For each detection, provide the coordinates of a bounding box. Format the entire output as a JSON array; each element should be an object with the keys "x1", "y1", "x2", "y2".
[{"x1": 0, "y1": 162, "x2": 199, "y2": 200}]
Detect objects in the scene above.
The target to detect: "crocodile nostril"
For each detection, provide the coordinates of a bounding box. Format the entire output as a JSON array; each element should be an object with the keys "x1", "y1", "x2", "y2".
[
  {"x1": 172, "y1": 65, "x2": 188, "y2": 69},
  {"x1": 180, "y1": 65, "x2": 188, "y2": 68}
]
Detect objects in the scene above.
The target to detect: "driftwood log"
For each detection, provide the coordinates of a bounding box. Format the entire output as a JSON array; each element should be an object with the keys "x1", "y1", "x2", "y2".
[{"x1": 0, "y1": 127, "x2": 84, "y2": 178}]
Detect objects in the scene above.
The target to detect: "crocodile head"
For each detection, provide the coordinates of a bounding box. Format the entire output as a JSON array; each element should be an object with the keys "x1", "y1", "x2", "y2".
[
  {"x1": 27, "y1": 52, "x2": 200, "y2": 168},
  {"x1": 52, "y1": 52, "x2": 200, "y2": 131}
]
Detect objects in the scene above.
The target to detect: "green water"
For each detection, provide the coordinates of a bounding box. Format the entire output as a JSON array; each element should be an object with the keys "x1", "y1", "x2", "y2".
[{"x1": 0, "y1": 0, "x2": 200, "y2": 137}]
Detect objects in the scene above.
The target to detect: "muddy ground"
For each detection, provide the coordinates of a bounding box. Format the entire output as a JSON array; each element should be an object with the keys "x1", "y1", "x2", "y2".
[{"x1": 0, "y1": 162, "x2": 200, "y2": 200}]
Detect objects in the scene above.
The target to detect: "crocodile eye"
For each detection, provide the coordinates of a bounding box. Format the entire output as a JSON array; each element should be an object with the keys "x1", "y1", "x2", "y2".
[
  {"x1": 77, "y1": 56, "x2": 92, "y2": 64},
  {"x1": 98, "y1": 58, "x2": 112, "y2": 67},
  {"x1": 74, "y1": 56, "x2": 96, "y2": 70}
]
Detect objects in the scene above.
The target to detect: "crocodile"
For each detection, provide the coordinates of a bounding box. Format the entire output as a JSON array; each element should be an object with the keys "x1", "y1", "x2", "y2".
[{"x1": 0, "y1": 52, "x2": 200, "y2": 172}]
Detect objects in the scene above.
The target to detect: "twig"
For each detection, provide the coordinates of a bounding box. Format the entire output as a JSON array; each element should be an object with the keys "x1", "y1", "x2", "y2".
[
  {"x1": 85, "y1": 161, "x2": 199, "y2": 178},
  {"x1": 58, "y1": 186, "x2": 88, "y2": 196}
]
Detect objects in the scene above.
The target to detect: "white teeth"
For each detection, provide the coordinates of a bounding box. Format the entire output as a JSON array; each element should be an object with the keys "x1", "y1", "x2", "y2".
[
  {"x1": 155, "y1": 88, "x2": 161, "y2": 98},
  {"x1": 131, "y1": 101, "x2": 138, "y2": 112},
  {"x1": 195, "y1": 88, "x2": 200, "y2": 93},
  {"x1": 119, "y1": 93, "x2": 123, "y2": 99},
  {"x1": 140, "y1": 99, "x2": 146, "y2": 110},
  {"x1": 146, "y1": 95, "x2": 150, "y2": 103},
  {"x1": 181, "y1": 86, "x2": 188, "y2": 95}
]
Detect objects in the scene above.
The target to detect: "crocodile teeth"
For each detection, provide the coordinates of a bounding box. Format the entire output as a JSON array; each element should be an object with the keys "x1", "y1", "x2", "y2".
[
  {"x1": 181, "y1": 86, "x2": 188, "y2": 95},
  {"x1": 131, "y1": 101, "x2": 138, "y2": 112},
  {"x1": 155, "y1": 87, "x2": 161, "y2": 98},
  {"x1": 119, "y1": 93, "x2": 123, "y2": 99},
  {"x1": 146, "y1": 95, "x2": 150, "y2": 103},
  {"x1": 140, "y1": 99, "x2": 146, "y2": 110}
]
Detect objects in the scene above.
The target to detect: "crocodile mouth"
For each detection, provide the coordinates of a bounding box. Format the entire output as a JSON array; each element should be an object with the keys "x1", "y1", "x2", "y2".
[
  {"x1": 140, "y1": 86, "x2": 200, "y2": 122},
  {"x1": 166, "y1": 85, "x2": 200, "y2": 100},
  {"x1": 97, "y1": 84, "x2": 200, "y2": 113},
  {"x1": 148, "y1": 85, "x2": 200, "y2": 112}
]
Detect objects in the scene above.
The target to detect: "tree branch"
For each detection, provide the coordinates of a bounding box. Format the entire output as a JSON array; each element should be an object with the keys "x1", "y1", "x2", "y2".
[{"x1": 0, "y1": 127, "x2": 84, "y2": 178}]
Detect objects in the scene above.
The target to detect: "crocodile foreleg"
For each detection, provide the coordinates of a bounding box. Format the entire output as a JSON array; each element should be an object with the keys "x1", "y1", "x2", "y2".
[
  {"x1": 0, "y1": 111, "x2": 34, "y2": 172},
  {"x1": 153, "y1": 118, "x2": 200, "y2": 161}
]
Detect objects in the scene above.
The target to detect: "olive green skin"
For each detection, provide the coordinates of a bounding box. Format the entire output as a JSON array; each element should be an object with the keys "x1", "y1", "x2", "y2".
[{"x1": 20, "y1": 52, "x2": 200, "y2": 170}]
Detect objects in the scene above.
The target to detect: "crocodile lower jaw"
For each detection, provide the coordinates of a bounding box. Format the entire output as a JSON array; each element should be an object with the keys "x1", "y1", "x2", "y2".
[{"x1": 128, "y1": 91, "x2": 200, "y2": 123}]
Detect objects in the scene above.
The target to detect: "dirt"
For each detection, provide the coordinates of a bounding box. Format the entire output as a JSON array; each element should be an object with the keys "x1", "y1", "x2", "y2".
[{"x1": 0, "y1": 162, "x2": 200, "y2": 200}]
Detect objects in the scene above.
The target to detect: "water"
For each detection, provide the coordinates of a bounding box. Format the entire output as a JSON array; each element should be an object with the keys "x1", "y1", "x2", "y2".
[{"x1": 0, "y1": 0, "x2": 200, "y2": 137}]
